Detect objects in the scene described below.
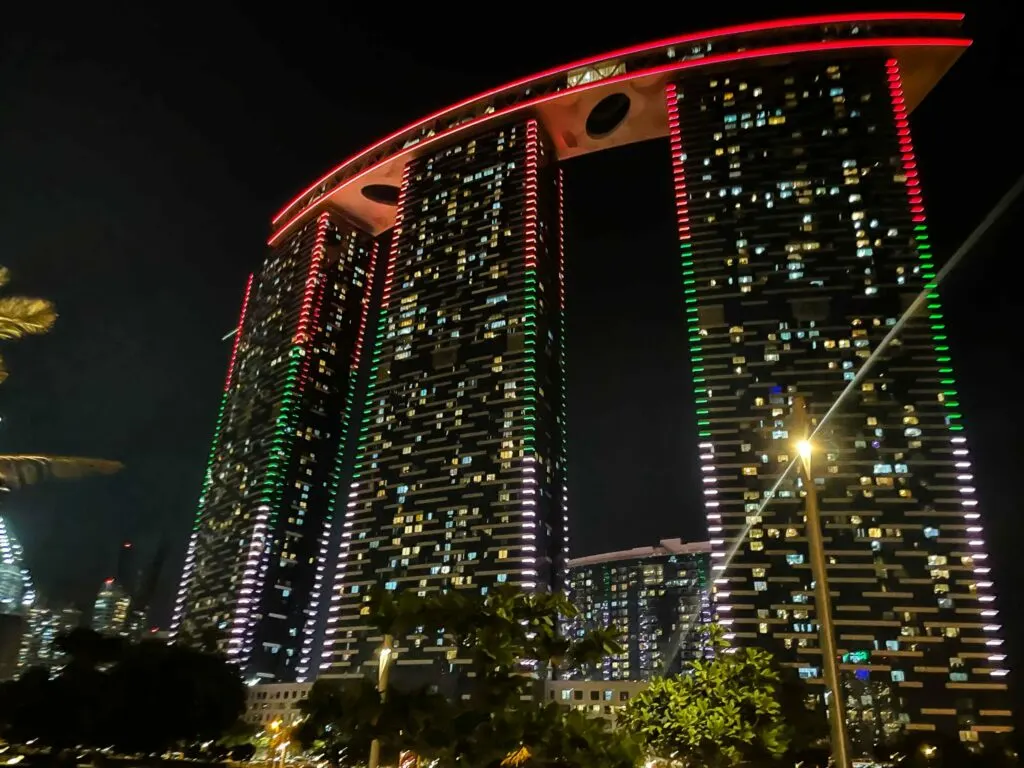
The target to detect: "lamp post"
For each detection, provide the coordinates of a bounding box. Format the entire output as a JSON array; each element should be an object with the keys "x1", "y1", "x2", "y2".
[
  {"x1": 792, "y1": 396, "x2": 852, "y2": 768},
  {"x1": 368, "y1": 633, "x2": 395, "y2": 768}
]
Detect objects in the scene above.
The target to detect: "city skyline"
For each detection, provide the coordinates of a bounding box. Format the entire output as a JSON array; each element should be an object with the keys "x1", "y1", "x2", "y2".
[{"x1": 2, "y1": 1, "x2": 1024, "y2": 720}]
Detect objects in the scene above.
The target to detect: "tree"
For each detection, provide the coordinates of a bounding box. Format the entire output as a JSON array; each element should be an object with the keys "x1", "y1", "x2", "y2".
[
  {"x1": 103, "y1": 640, "x2": 246, "y2": 753},
  {"x1": 0, "y1": 266, "x2": 121, "y2": 488},
  {"x1": 295, "y1": 677, "x2": 383, "y2": 765},
  {"x1": 56, "y1": 627, "x2": 126, "y2": 669},
  {"x1": 0, "y1": 634, "x2": 246, "y2": 754},
  {"x1": 618, "y1": 627, "x2": 798, "y2": 768},
  {"x1": 299, "y1": 587, "x2": 637, "y2": 768}
]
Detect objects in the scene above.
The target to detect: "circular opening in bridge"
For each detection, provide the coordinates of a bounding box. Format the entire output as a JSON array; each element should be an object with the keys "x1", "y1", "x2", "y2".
[
  {"x1": 361, "y1": 184, "x2": 400, "y2": 206},
  {"x1": 585, "y1": 93, "x2": 631, "y2": 139}
]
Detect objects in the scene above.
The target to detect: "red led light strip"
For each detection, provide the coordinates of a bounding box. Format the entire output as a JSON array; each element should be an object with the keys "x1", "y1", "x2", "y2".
[
  {"x1": 556, "y1": 167, "x2": 566, "y2": 312},
  {"x1": 320, "y1": 167, "x2": 409, "y2": 661},
  {"x1": 664, "y1": 84, "x2": 691, "y2": 243},
  {"x1": 224, "y1": 272, "x2": 254, "y2": 392},
  {"x1": 378, "y1": 165, "x2": 412, "y2": 310},
  {"x1": 524, "y1": 120, "x2": 540, "y2": 270},
  {"x1": 295, "y1": 240, "x2": 379, "y2": 678},
  {"x1": 294, "y1": 213, "x2": 331, "y2": 346},
  {"x1": 269, "y1": 35, "x2": 969, "y2": 247},
  {"x1": 272, "y1": 12, "x2": 962, "y2": 227},
  {"x1": 351, "y1": 241, "x2": 379, "y2": 373},
  {"x1": 885, "y1": 58, "x2": 926, "y2": 223}
]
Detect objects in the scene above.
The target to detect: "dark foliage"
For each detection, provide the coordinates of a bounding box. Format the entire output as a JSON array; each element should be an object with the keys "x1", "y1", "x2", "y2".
[
  {"x1": 0, "y1": 629, "x2": 245, "y2": 754},
  {"x1": 297, "y1": 587, "x2": 639, "y2": 768}
]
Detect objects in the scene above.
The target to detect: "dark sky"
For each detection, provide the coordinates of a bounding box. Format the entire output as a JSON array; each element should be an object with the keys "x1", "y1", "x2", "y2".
[{"x1": 1, "y1": 0, "x2": 1021, "y2": 672}]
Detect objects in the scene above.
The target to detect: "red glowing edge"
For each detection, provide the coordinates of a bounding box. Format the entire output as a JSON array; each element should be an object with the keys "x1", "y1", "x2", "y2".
[
  {"x1": 664, "y1": 84, "x2": 691, "y2": 243},
  {"x1": 224, "y1": 272, "x2": 255, "y2": 392},
  {"x1": 885, "y1": 58, "x2": 927, "y2": 223},
  {"x1": 524, "y1": 120, "x2": 540, "y2": 271},
  {"x1": 351, "y1": 240, "x2": 380, "y2": 373},
  {"x1": 269, "y1": 34, "x2": 969, "y2": 247},
  {"x1": 293, "y1": 212, "x2": 331, "y2": 346},
  {"x1": 377, "y1": 165, "x2": 412, "y2": 310},
  {"x1": 271, "y1": 12, "x2": 964, "y2": 228}
]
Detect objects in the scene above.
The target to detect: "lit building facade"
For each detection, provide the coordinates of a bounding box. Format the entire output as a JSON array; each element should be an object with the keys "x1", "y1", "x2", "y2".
[
  {"x1": 569, "y1": 540, "x2": 711, "y2": 680},
  {"x1": 322, "y1": 118, "x2": 568, "y2": 683},
  {"x1": 544, "y1": 679, "x2": 648, "y2": 722},
  {"x1": 19, "y1": 605, "x2": 81, "y2": 670},
  {"x1": 666, "y1": 50, "x2": 1010, "y2": 744},
  {"x1": 244, "y1": 681, "x2": 313, "y2": 727},
  {"x1": 91, "y1": 578, "x2": 130, "y2": 635},
  {"x1": 0, "y1": 516, "x2": 35, "y2": 614},
  {"x1": 172, "y1": 209, "x2": 377, "y2": 681},
  {"x1": 222, "y1": 10, "x2": 1004, "y2": 743}
]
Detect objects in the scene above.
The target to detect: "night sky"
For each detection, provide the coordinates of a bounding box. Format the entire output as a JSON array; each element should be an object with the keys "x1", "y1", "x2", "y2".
[{"x1": 2, "y1": 0, "x2": 1021, "y2": 682}]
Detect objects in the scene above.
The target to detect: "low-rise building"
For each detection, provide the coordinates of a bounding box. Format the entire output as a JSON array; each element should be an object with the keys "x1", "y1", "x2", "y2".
[
  {"x1": 568, "y1": 539, "x2": 711, "y2": 681},
  {"x1": 544, "y1": 680, "x2": 648, "y2": 722},
  {"x1": 245, "y1": 681, "x2": 313, "y2": 727}
]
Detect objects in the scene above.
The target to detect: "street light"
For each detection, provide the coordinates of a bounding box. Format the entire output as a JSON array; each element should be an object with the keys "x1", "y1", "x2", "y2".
[
  {"x1": 792, "y1": 397, "x2": 852, "y2": 768},
  {"x1": 368, "y1": 634, "x2": 396, "y2": 768},
  {"x1": 796, "y1": 439, "x2": 813, "y2": 463}
]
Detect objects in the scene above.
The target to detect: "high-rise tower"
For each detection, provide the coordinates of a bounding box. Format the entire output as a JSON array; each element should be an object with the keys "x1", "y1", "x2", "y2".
[
  {"x1": 210, "y1": 11, "x2": 1007, "y2": 745},
  {"x1": 666, "y1": 53, "x2": 1009, "y2": 743},
  {"x1": 172, "y1": 210, "x2": 377, "y2": 681},
  {"x1": 321, "y1": 119, "x2": 568, "y2": 683}
]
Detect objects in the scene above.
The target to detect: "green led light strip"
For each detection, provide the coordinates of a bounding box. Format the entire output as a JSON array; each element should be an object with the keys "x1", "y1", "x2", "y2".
[
  {"x1": 664, "y1": 85, "x2": 708, "y2": 439},
  {"x1": 521, "y1": 120, "x2": 541, "y2": 458},
  {"x1": 886, "y1": 60, "x2": 964, "y2": 432},
  {"x1": 170, "y1": 273, "x2": 254, "y2": 633},
  {"x1": 349, "y1": 167, "x2": 409, "y2": 483}
]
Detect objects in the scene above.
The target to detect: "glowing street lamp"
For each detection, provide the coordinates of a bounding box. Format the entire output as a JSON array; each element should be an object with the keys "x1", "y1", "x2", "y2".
[
  {"x1": 792, "y1": 397, "x2": 852, "y2": 768},
  {"x1": 796, "y1": 439, "x2": 813, "y2": 463},
  {"x1": 368, "y1": 634, "x2": 396, "y2": 768}
]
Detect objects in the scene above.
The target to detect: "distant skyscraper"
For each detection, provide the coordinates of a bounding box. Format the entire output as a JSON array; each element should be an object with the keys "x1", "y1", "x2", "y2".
[
  {"x1": 172, "y1": 210, "x2": 378, "y2": 681},
  {"x1": 0, "y1": 613, "x2": 25, "y2": 680},
  {"x1": 0, "y1": 516, "x2": 35, "y2": 614},
  {"x1": 322, "y1": 118, "x2": 568, "y2": 684},
  {"x1": 569, "y1": 540, "x2": 711, "y2": 680},
  {"x1": 19, "y1": 605, "x2": 80, "y2": 670},
  {"x1": 91, "y1": 578, "x2": 130, "y2": 636},
  {"x1": 0, "y1": 564, "x2": 22, "y2": 614},
  {"x1": 91, "y1": 577, "x2": 131, "y2": 638}
]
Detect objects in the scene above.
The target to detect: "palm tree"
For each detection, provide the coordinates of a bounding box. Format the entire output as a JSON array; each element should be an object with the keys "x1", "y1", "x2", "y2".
[{"x1": 0, "y1": 266, "x2": 122, "y2": 486}]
